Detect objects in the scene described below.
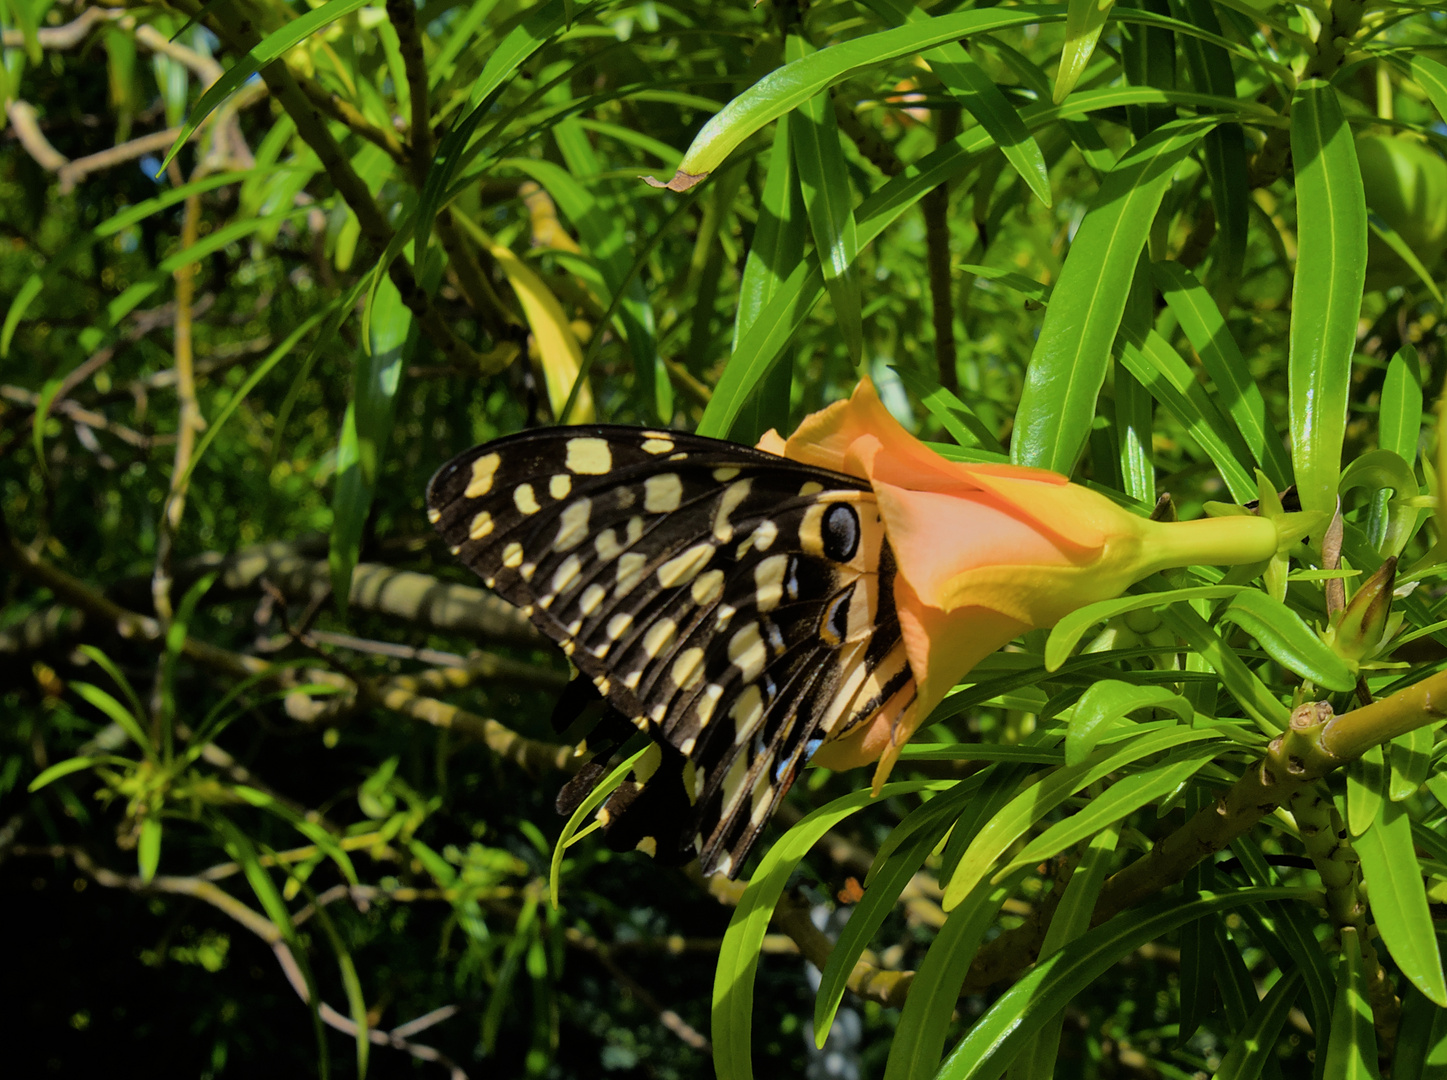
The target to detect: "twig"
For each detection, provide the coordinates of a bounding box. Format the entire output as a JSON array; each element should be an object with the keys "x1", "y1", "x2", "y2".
[
  {"x1": 385, "y1": 0, "x2": 433, "y2": 179},
  {"x1": 6, "y1": 100, "x2": 68, "y2": 170},
  {"x1": 151, "y1": 177, "x2": 207, "y2": 628}
]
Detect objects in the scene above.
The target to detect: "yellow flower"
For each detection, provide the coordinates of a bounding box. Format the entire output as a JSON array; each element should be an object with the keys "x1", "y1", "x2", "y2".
[{"x1": 758, "y1": 379, "x2": 1295, "y2": 788}]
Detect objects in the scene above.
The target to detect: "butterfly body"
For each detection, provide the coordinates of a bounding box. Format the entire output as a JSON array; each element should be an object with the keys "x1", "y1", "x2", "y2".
[{"x1": 427, "y1": 426, "x2": 918, "y2": 876}]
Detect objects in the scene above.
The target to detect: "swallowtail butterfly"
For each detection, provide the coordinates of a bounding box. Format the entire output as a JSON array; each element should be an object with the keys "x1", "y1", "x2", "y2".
[{"x1": 427, "y1": 427, "x2": 917, "y2": 877}]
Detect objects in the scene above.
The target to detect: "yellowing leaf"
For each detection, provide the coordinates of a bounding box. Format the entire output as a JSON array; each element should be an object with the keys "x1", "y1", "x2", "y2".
[{"x1": 477, "y1": 229, "x2": 595, "y2": 424}]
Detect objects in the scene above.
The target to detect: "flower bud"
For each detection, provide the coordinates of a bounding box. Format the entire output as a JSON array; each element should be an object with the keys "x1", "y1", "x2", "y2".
[{"x1": 1331, "y1": 557, "x2": 1398, "y2": 663}]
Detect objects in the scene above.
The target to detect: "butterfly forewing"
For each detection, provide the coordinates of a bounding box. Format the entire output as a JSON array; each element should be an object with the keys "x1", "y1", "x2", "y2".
[{"x1": 427, "y1": 426, "x2": 917, "y2": 875}]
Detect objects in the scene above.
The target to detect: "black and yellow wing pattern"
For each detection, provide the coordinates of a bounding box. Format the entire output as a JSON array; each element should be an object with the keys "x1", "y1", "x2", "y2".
[{"x1": 427, "y1": 427, "x2": 917, "y2": 876}]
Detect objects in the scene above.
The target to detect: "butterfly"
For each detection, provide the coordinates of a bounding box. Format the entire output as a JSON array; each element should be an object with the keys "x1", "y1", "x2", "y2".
[{"x1": 427, "y1": 426, "x2": 918, "y2": 877}]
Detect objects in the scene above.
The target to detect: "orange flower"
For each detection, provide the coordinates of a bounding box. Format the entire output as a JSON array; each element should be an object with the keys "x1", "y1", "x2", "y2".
[{"x1": 757, "y1": 379, "x2": 1294, "y2": 789}]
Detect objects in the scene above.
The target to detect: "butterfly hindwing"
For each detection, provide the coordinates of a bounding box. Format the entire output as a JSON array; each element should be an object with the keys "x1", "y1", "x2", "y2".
[{"x1": 427, "y1": 426, "x2": 917, "y2": 875}]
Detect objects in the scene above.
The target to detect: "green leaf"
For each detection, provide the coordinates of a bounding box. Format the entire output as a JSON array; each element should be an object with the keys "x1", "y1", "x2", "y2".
[
  {"x1": 72, "y1": 681, "x2": 153, "y2": 759},
  {"x1": 1346, "y1": 744, "x2": 1386, "y2": 839},
  {"x1": 1054, "y1": 0, "x2": 1115, "y2": 103},
  {"x1": 1388, "y1": 727, "x2": 1432, "y2": 802},
  {"x1": 1288, "y1": 80, "x2": 1368, "y2": 525},
  {"x1": 1045, "y1": 585, "x2": 1244, "y2": 670},
  {"x1": 942, "y1": 727, "x2": 1219, "y2": 909},
  {"x1": 1008, "y1": 742, "x2": 1219, "y2": 872},
  {"x1": 674, "y1": 6, "x2": 1060, "y2": 179},
  {"x1": 1065, "y1": 679, "x2": 1195, "y2": 764},
  {"x1": 1117, "y1": 326, "x2": 1259, "y2": 501},
  {"x1": 1009, "y1": 825, "x2": 1120, "y2": 1080},
  {"x1": 1218, "y1": 590, "x2": 1357, "y2": 692},
  {"x1": 854, "y1": 0, "x2": 1052, "y2": 206},
  {"x1": 935, "y1": 888, "x2": 1316, "y2": 1080},
  {"x1": 1367, "y1": 212, "x2": 1445, "y2": 304},
  {"x1": 1159, "y1": 603, "x2": 1293, "y2": 732},
  {"x1": 882, "y1": 874, "x2": 1020, "y2": 1080},
  {"x1": 1392, "y1": 984, "x2": 1447, "y2": 1079},
  {"x1": 891, "y1": 365, "x2": 1005, "y2": 453},
  {"x1": 1324, "y1": 929, "x2": 1380, "y2": 1080},
  {"x1": 549, "y1": 745, "x2": 650, "y2": 906},
  {"x1": 1411, "y1": 56, "x2": 1447, "y2": 128},
  {"x1": 160, "y1": 0, "x2": 374, "y2": 171},
  {"x1": 1339, "y1": 449, "x2": 1422, "y2": 560},
  {"x1": 138, "y1": 815, "x2": 162, "y2": 885},
  {"x1": 1013, "y1": 120, "x2": 1210, "y2": 473},
  {"x1": 27, "y1": 755, "x2": 131, "y2": 792},
  {"x1": 1153, "y1": 260, "x2": 1294, "y2": 488},
  {"x1": 787, "y1": 37, "x2": 862, "y2": 363},
  {"x1": 1215, "y1": 971, "x2": 1304, "y2": 1080},
  {"x1": 712, "y1": 781, "x2": 943, "y2": 1080},
  {"x1": 1378, "y1": 345, "x2": 1423, "y2": 463},
  {"x1": 330, "y1": 272, "x2": 415, "y2": 618},
  {"x1": 232, "y1": 785, "x2": 361, "y2": 888},
  {"x1": 1357, "y1": 797, "x2": 1447, "y2": 1006},
  {"x1": 814, "y1": 779, "x2": 979, "y2": 1044},
  {"x1": 1170, "y1": 0, "x2": 1249, "y2": 290},
  {"x1": 695, "y1": 87, "x2": 1264, "y2": 439}
]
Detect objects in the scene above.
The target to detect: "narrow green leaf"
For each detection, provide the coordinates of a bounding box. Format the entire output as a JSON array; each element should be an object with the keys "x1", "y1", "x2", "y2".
[
  {"x1": 1013, "y1": 121, "x2": 1210, "y2": 473},
  {"x1": 697, "y1": 88, "x2": 1260, "y2": 439},
  {"x1": 1347, "y1": 744, "x2": 1386, "y2": 839},
  {"x1": 72, "y1": 682, "x2": 153, "y2": 759},
  {"x1": 1357, "y1": 798, "x2": 1447, "y2": 1006},
  {"x1": 1411, "y1": 56, "x2": 1447, "y2": 127},
  {"x1": 232, "y1": 785, "x2": 361, "y2": 888},
  {"x1": 1008, "y1": 743, "x2": 1219, "y2": 871},
  {"x1": 1010, "y1": 826, "x2": 1120, "y2": 1080},
  {"x1": 1378, "y1": 345, "x2": 1423, "y2": 463},
  {"x1": 892, "y1": 365, "x2": 1005, "y2": 453},
  {"x1": 712, "y1": 781, "x2": 943, "y2": 1080},
  {"x1": 1368, "y1": 212, "x2": 1445, "y2": 304},
  {"x1": 1, "y1": 170, "x2": 255, "y2": 356},
  {"x1": 1117, "y1": 326, "x2": 1259, "y2": 501},
  {"x1": 731, "y1": 123, "x2": 805, "y2": 442},
  {"x1": 1115, "y1": 358, "x2": 1155, "y2": 506},
  {"x1": 1153, "y1": 260, "x2": 1294, "y2": 488},
  {"x1": 28, "y1": 756, "x2": 118, "y2": 792},
  {"x1": 1340, "y1": 448, "x2": 1422, "y2": 560},
  {"x1": 854, "y1": 0, "x2": 1052, "y2": 205},
  {"x1": 1170, "y1": 0, "x2": 1248, "y2": 290},
  {"x1": 1159, "y1": 603, "x2": 1293, "y2": 732},
  {"x1": 1219, "y1": 590, "x2": 1357, "y2": 692},
  {"x1": 1216, "y1": 971, "x2": 1304, "y2": 1080},
  {"x1": 1055, "y1": 0, "x2": 1116, "y2": 103},
  {"x1": 936, "y1": 888, "x2": 1317, "y2": 1080},
  {"x1": 1324, "y1": 929, "x2": 1380, "y2": 1080},
  {"x1": 675, "y1": 7, "x2": 1060, "y2": 179},
  {"x1": 942, "y1": 727, "x2": 1220, "y2": 909},
  {"x1": 138, "y1": 816, "x2": 162, "y2": 885},
  {"x1": 882, "y1": 875, "x2": 1019, "y2": 1080},
  {"x1": 815, "y1": 779, "x2": 978, "y2": 1043},
  {"x1": 1388, "y1": 727, "x2": 1432, "y2": 802},
  {"x1": 159, "y1": 0, "x2": 373, "y2": 170},
  {"x1": 1288, "y1": 80, "x2": 1368, "y2": 524},
  {"x1": 787, "y1": 37, "x2": 862, "y2": 363},
  {"x1": 1392, "y1": 984, "x2": 1447, "y2": 1079},
  {"x1": 330, "y1": 273, "x2": 415, "y2": 617},
  {"x1": 1066, "y1": 679, "x2": 1195, "y2": 765},
  {"x1": 549, "y1": 745, "x2": 649, "y2": 906},
  {"x1": 1045, "y1": 585, "x2": 1244, "y2": 670}
]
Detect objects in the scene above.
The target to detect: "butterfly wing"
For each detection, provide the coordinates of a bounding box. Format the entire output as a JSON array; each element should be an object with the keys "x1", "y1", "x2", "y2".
[{"x1": 427, "y1": 426, "x2": 917, "y2": 876}]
